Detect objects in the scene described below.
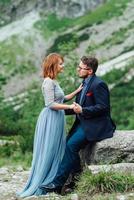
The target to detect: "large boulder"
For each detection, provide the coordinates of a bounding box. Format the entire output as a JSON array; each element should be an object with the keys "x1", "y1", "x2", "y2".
[{"x1": 82, "y1": 130, "x2": 134, "y2": 164}]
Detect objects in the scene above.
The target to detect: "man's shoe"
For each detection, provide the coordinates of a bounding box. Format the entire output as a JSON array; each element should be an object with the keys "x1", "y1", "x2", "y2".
[
  {"x1": 64, "y1": 181, "x2": 75, "y2": 194},
  {"x1": 65, "y1": 181, "x2": 75, "y2": 189},
  {"x1": 39, "y1": 183, "x2": 62, "y2": 194}
]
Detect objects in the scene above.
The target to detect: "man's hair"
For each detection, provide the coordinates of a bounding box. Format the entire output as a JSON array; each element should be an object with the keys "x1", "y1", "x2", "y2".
[{"x1": 81, "y1": 56, "x2": 98, "y2": 73}]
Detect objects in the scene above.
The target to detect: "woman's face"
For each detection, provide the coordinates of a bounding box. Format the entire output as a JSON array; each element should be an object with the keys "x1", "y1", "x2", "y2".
[{"x1": 57, "y1": 58, "x2": 64, "y2": 73}]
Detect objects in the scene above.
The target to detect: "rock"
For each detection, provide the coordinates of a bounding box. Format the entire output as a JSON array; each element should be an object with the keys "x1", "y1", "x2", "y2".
[
  {"x1": 0, "y1": 0, "x2": 105, "y2": 25},
  {"x1": 19, "y1": 193, "x2": 61, "y2": 199},
  {"x1": 71, "y1": 193, "x2": 79, "y2": 200},
  {"x1": 0, "y1": 164, "x2": 134, "y2": 200},
  {"x1": 55, "y1": 0, "x2": 105, "y2": 18},
  {"x1": 116, "y1": 193, "x2": 134, "y2": 200},
  {"x1": 0, "y1": 167, "x2": 9, "y2": 175},
  {"x1": 116, "y1": 195, "x2": 126, "y2": 200},
  {"x1": 82, "y1": 130, "x2": 134, "y2": 164},
  {"x1": 0, "y1": 167, "x2": 29, "y2": 200},
  {"x1": 16, "y1": 166, "x2": 24, "y2": 172},
  {"x1": 88, "y1": 163, "x2": 134, "y2": 175},
  {"x1": 0, "y1": 139, "x2": 19, "y2": 147}
]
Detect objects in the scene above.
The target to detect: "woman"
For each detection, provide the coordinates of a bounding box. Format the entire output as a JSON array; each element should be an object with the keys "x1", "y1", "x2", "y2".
[{"x1": 17, "y1": 53, "x2": 82, "y2": 197}]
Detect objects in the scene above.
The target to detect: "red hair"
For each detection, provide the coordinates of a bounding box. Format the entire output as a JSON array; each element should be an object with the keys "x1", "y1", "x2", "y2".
[{"x1": 42, "y1": 53, "x2": 64, "y2": 79}]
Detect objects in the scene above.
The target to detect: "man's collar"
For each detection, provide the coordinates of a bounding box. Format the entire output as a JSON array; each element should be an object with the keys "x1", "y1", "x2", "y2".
[{"x1": 84, "y1": 75, "x2": 93, "y2": 84}]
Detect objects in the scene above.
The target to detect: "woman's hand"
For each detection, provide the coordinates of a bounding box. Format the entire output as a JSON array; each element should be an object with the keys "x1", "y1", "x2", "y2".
[
  {"x1": 73, "y1": 102, "x2": 82, "y2": 113},
  {"x1": 64, "y1": 84, "x2": 83, "y2": 101},
  {"x1": 75, "y1": 84, "x2": 83, "y2": 94},
  {"x1": 69, "y1": 104, "x2": 75, "y2": 109}
]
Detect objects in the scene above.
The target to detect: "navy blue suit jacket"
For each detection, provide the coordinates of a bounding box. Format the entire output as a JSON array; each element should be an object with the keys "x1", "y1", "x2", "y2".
[{"x1": 66, "y1": 74, "x2": 116, "y2": 141}]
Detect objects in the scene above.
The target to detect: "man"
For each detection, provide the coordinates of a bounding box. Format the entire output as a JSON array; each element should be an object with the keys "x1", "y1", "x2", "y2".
[{"x1": 40, "y1": 56, "x2": 116, "y2": 194}]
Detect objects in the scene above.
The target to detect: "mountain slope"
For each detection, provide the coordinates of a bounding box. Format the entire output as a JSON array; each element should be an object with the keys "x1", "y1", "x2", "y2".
[{"x1": 0, "y1": 0, "x2": 134, "y2": 97}]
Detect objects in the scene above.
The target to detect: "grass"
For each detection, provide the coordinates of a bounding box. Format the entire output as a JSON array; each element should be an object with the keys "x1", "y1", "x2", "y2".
[
  {"x1": 87, "y1": 20, "x2": 134, "y2": 54},
  {"x1": 0, "y1": 0, "x2": 11, "y2": 4},
  {"x1": 0, "y1": 35, "x2": 37, "y2": 88},
  {"x1": 34, "y1": 13, "x2": 72, "y2": 39},
  {"x1": 35, "y1": 0, "x2": 133, "y2": 59},
  {"x1": 75, "y1": 0, "x2": 130, "y2": 28},
  {"x1": 120, "y1": 45, "x2": 134, "y2": 55},
  {"x1": 99, "y1": 21, "x2": 134, "y2": 47},
  {"x1": 102, "y1": 62, "x2": 134, "y2": 130},
  {"x1": 0, "y1": 135, "x2": 32, "y2": 169},
  {"x1": 47, "y1": 33, "x2": 89, "y2": 55},
  {"x1": 87, "y1": 32, "x2": 126, "y2": 53},
  {"x1": 0, "y1": 148, "x2": 32, "y2": 169},
  {"x1": 47, "y1": 33, "x2": 79, "y2": 55},
  {"x1": 35, "y1": 0, "x2": 132, "y2": 39},
  {"x1": 111, "y1": 77, "x2": 134, "y2": 130},
  {"x1": 75, "y1": 169, "x2": 134, "y2": 198},
  {"x1": 101, "y1": 62, "x2": 133, "y2": 84}
]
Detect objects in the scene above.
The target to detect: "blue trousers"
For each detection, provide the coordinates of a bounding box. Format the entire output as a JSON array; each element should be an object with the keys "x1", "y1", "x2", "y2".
[{"x1": 53, "y1": 124, "x2": 89, "y2": 186}]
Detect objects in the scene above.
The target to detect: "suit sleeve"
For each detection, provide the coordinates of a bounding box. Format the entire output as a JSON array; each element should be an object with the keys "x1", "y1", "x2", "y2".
[
  {"x1": 81, "y1": 82, "x2": 110, "y2": 118},
  {"x1": 65, "y1": 109, "x2": 75, "y2": 115}
]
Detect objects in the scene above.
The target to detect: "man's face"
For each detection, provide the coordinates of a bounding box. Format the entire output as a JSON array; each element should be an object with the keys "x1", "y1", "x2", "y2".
[{"x1": 77, "y1": 61, "x2": 92, "y2": 78}]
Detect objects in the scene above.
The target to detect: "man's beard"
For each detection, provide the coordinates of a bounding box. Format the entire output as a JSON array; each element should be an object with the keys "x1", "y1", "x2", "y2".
[{"x1": 79, "y1": 74, "x2": 88, "y2": 78}]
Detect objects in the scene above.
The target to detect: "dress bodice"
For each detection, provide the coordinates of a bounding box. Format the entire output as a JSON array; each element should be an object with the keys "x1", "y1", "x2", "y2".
[{"x1": 42, "y1": 77, "x2": 65, "y2": 107}]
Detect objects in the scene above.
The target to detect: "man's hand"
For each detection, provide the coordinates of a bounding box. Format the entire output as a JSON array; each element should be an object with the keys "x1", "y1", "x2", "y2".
[{"x1": 73, "y1": 102, "x2": 82, "y2": 114}]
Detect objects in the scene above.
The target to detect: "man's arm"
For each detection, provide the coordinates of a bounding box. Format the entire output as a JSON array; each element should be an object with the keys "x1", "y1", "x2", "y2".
[{"x1": 65, "y1": 109, "x2": 76, "y2": 115}]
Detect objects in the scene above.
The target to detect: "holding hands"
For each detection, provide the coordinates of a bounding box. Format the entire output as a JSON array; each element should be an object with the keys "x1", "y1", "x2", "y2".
[
  {"x1": 68, "y1": 102, "x2": 82, "y2": 114},
  {"x1": 73, "y1": 102, "x2": 82, "y2": 114}
]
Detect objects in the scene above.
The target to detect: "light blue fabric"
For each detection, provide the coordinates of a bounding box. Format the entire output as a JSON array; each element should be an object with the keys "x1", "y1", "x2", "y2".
[{"x1": 17, "y1": 78, "x2": 66, "y2": 197}]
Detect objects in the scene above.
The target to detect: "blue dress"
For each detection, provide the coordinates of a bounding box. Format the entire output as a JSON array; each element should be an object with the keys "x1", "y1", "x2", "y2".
[{"x1": 17, "y1": 77, "x2": 66, "y2": 197}]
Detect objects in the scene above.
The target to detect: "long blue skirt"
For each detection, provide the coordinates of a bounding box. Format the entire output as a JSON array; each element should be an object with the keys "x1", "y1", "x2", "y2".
[{"x1": 17, "y1": 107, "x2": 66, "y2": 197}]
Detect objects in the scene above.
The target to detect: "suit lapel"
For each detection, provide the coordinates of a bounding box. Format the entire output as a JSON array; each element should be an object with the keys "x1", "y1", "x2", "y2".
[
  {"x1": 76, "y1": 89, "x2": 81, "y2": 103},
  {"x1": 80, "y1": 75, "x2": 95, "y2": 105}
]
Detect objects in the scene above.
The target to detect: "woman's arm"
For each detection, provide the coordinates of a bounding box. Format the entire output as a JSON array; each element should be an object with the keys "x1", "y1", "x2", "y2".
[
  {"x1": 64, "y1": 84, "x2": 83, "y2": 101},
  {"x1": 50, "y1": 103, "x2": 74, "y2": 110},
  {"x1": 43, "y1": 78, "x2": 75, "y2": 111}
]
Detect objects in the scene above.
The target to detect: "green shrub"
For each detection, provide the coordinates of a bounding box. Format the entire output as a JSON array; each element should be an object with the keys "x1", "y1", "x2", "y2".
[
  {"x1": 111, "y1": 78, "x2": 134, "y2": 130},
  {"x1": 76, "y1": 169, "x2": 134, "y2": 196},
  {"x1": 101, "y1": 62, "x2": 134, "y2": 130},
  {"x1": 0, "y1": 0, "x2": 11, "y2": 4},
  {"x1": 35, "y1": 0, "x2": 132, "y2": 38},
  {"x1": 0, "y1": 36, "x2": 36, "y2": 88},
  {"x1": 47, "y1": 33, "x2": 79, "y2": 55},
  {"x1": 34, "y1": 13, "x2": 72, "y2": 39},
  {"x1": 0, "y1": 95, "x2": 20, "y2": 135},
  {"x1": 74, "y1": 0, "x2": 131, "y2": 31}
]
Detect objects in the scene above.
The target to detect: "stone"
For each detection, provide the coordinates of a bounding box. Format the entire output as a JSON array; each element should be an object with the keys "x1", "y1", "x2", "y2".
[
  {"x1": 0, "y1": 0, "x2": 105, "y2": 25},
  {"x1": 88, "y1": 163, "x2": 134, "y2": 175},
  {"x1": 55, "y1": 0, "x2": 105, "y2": 18},
  {"x1": 82, "y1": 130, "x2": 134, "y2": 165},
  {"x1": 71, "y1": 193, "x2": 79, "y2": 200}
]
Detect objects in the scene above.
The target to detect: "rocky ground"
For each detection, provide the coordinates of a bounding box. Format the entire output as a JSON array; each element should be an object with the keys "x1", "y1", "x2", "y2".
[
  {"x1": 0, "y1": 164, "x2": 134, "y2": 200},
  {"x1": 0, "y1": 166, "x2": 28, "y2": 200}
]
